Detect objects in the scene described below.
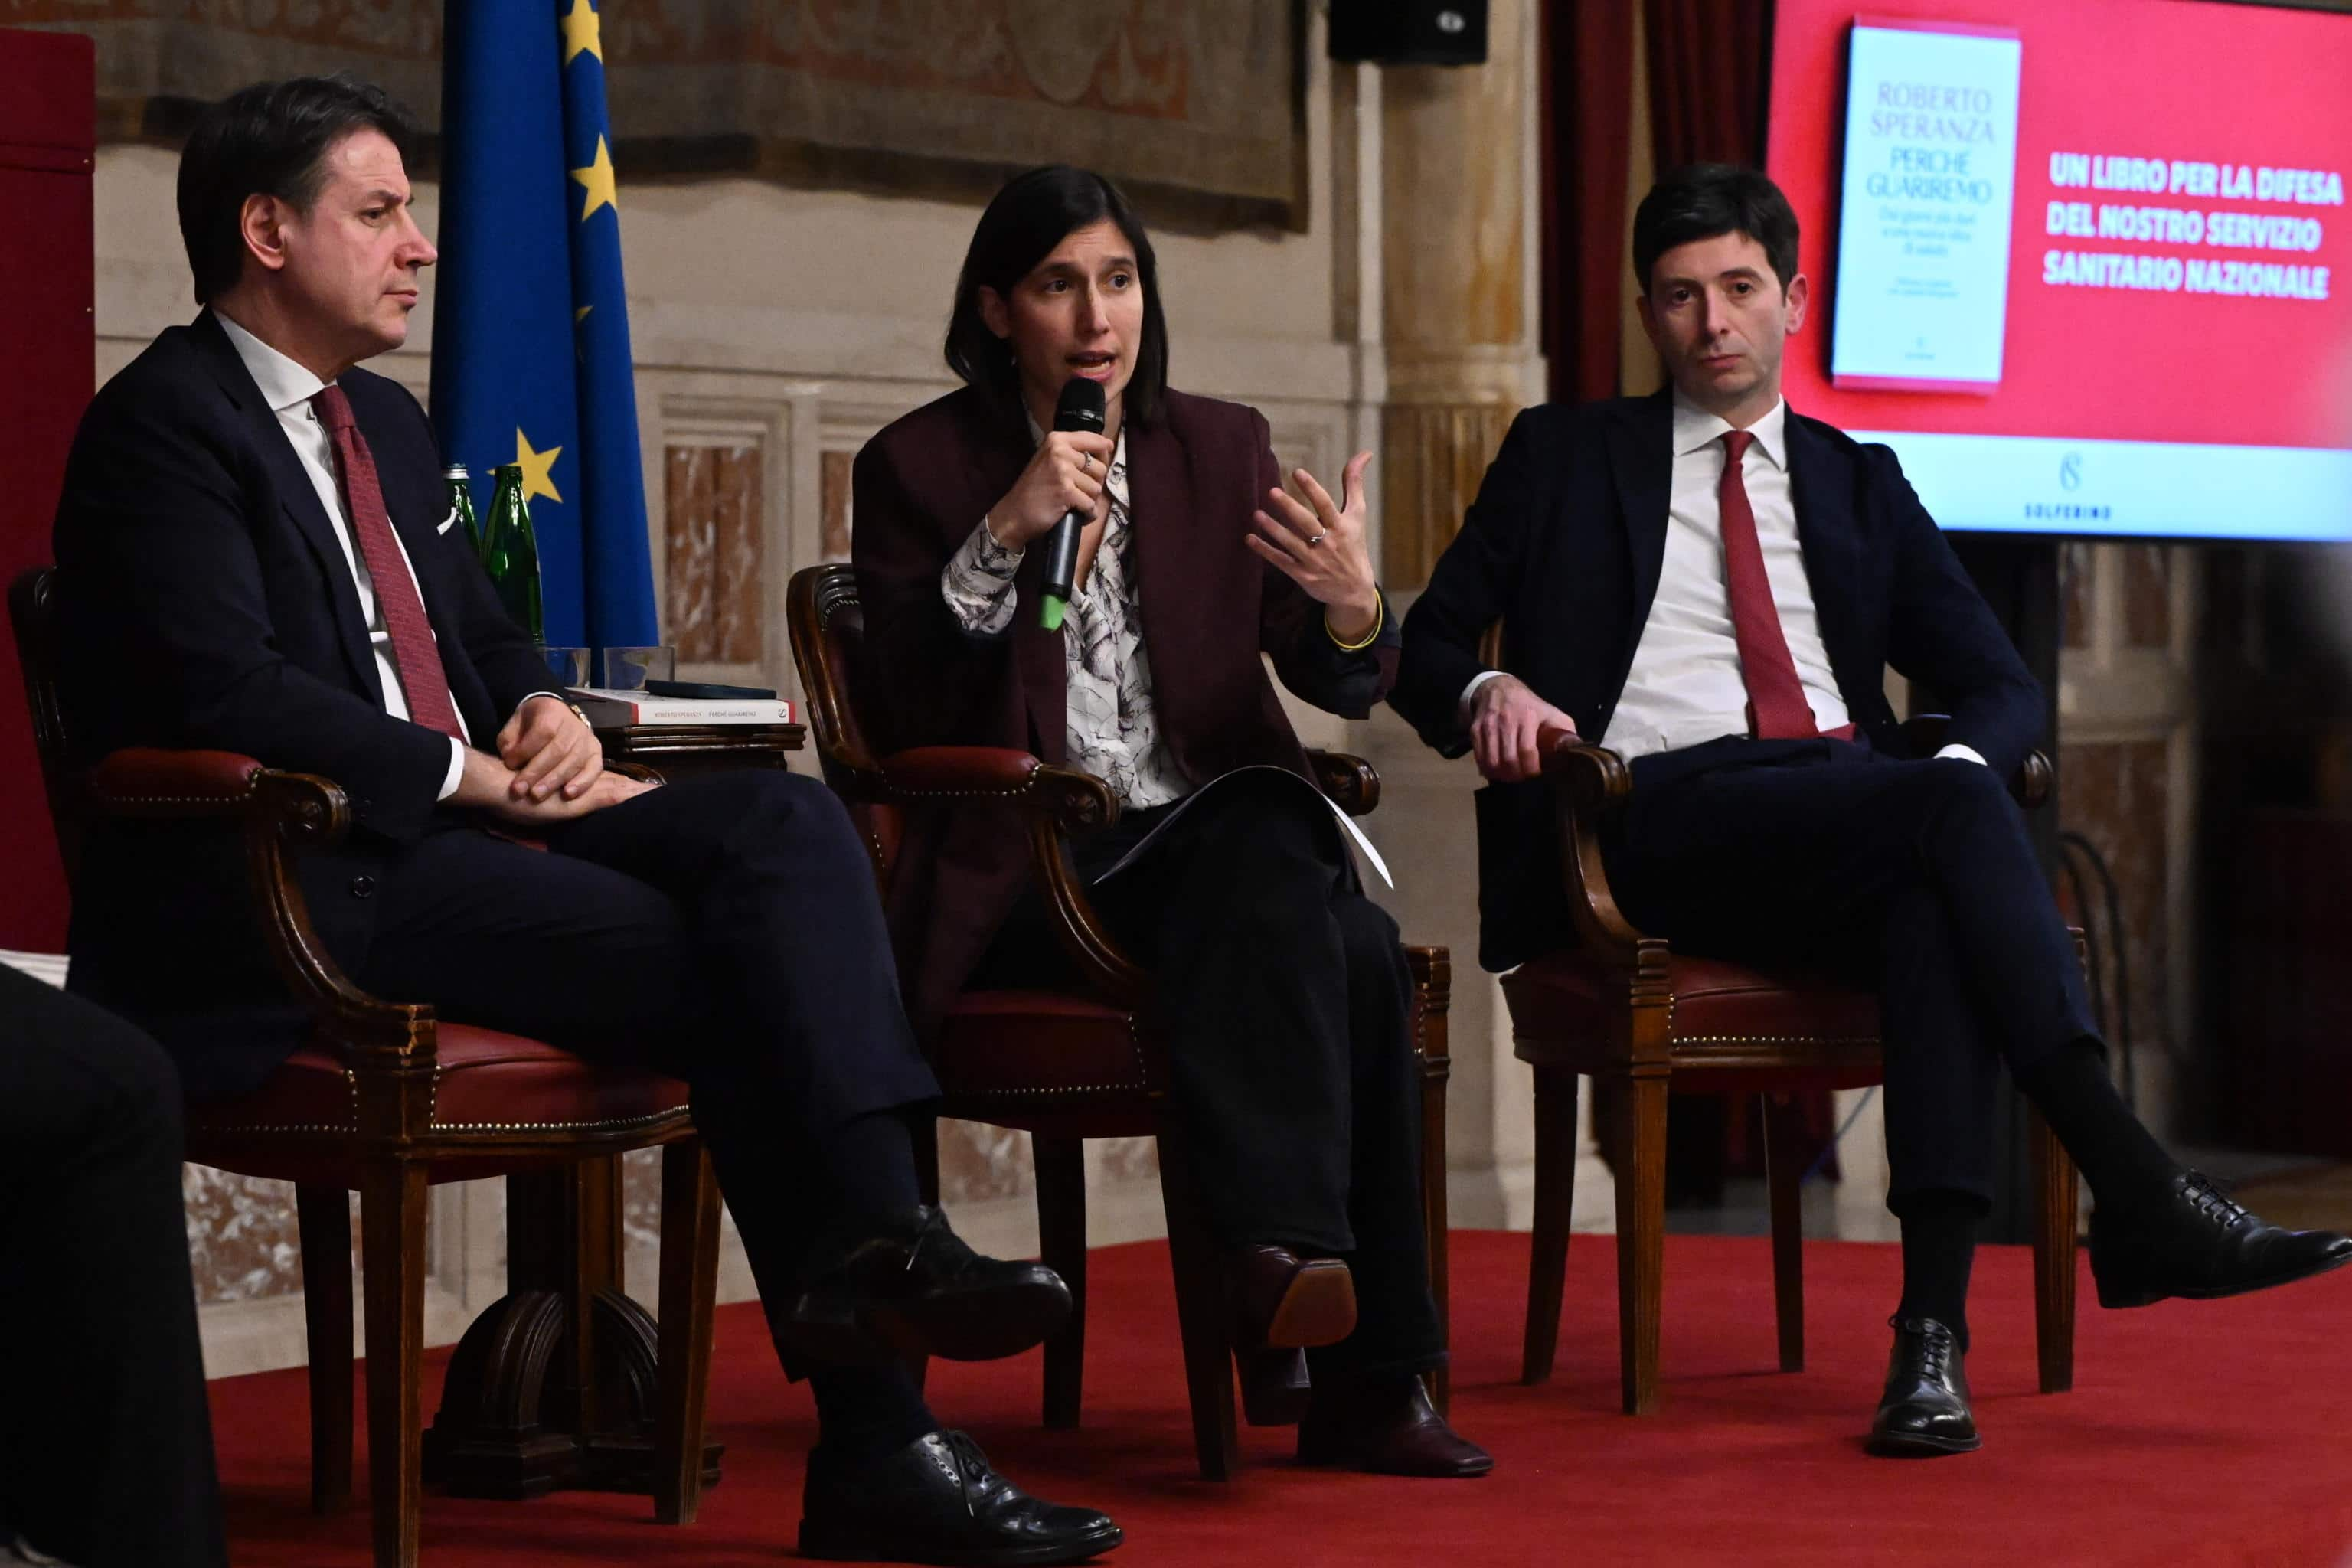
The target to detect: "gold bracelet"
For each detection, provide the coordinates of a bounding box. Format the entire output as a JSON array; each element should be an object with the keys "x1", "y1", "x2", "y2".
[{"x1": 1325, "y1": 596, "x2": 1384, "y2": 652}]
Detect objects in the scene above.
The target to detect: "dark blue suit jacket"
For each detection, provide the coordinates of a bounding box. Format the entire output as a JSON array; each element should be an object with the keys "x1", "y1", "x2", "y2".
[
  {"x1": 1390, "y1": 390, "x2": 2042, "y2": 973},
  {"x1": 51, "y1": 310, "x2": 557, "y2": 1096}
]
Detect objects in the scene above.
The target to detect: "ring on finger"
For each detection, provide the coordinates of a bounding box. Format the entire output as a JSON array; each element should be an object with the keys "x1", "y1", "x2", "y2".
[{"x1": 1307, "y1": 531, "x2": 1328, "y2": 547}]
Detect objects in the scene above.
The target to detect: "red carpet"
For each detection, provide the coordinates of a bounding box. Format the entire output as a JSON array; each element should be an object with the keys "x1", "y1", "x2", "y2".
[{"x1": 211, "y1": 1231, "x2": 2352, "y2": 1566}]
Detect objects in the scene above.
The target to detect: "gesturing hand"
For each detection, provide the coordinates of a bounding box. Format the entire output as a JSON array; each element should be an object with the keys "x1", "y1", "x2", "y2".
[
  {"x1": 985, "y1": 430, "x2": 1118, "y2": 550},
  {"x1": 1470, "y1": 674, "x2": 1581, "y2": 782},
  {"x1": 497, "y1": 695, "x2": 603, "y2": 802},
  {"x1": 1247, "y1": 450, "x2": 1380, "y2": 642}
]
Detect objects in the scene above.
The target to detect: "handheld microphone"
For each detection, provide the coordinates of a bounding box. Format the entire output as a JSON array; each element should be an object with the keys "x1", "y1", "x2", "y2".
[{"x1": 1037, "y1": 377, "x2": 1107, "y2": 632}]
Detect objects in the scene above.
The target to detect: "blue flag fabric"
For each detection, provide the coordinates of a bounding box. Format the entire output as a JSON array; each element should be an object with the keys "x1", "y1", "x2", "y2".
[{"x1": 430, "y1": 0, "x2": 656, "y2": 650}]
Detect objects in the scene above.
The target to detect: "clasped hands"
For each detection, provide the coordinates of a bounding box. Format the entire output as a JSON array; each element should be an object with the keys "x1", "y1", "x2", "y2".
[{"x1": 450, "y1": 696, "x2": 656, "y2": 826}]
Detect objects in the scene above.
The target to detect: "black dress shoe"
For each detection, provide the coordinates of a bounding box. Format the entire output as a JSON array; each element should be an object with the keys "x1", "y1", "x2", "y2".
[
  {"x1": 2091, "y1": 1169, "x2": 2352, "y2": 1309},
  {"x1": 1297, "y1": 1375, "x2": 1492, "y2": 1478},
  {"x1": 1868, "y1": 1316, "x2": 1979, "y2": 1457},
  {"x1": 781, "y1": 1205, "x2": 1072, "y2": 1365},
  {"x1": 1229, "y1": 1245, "x2": 1356, "y2": 1349},
  {"x1": 799, "y1": 1430, "x2": 1122, "y2": 1566}
]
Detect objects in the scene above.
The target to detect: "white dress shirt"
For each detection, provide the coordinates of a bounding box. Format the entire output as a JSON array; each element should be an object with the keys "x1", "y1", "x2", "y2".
[
  {"x1": 1462, "y1": 391, "x2": 1983, "y2": 767},
  {"x1": 218, "y1": 312, "x2": 489, "y2": 800}
]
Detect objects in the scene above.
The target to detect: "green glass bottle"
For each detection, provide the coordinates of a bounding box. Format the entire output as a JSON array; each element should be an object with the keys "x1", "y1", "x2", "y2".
[
  {"x1": 480, "y1": 463, "x2": 544, "y2": 644},
  {"x1": 442, "y1": 464, "x2": 484, "y2": 560}
]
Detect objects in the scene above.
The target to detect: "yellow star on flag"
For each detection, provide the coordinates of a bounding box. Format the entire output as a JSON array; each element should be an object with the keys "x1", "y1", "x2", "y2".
[
  {"x1": 515, "y1": 428, "x2": 564, "y2": 506},
  {"x1": 570, "y1": 136, "x2": 619, "y2": 221},
  {"x1": 560, "y1": 0, "x2": 603, "y2": 64}
]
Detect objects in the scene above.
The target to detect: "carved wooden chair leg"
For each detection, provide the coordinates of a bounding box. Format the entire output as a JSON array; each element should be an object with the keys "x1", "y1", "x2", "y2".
[
  {"x1": 654, "y1": 1139, "x2": 720, "y2": 1525},
  {"x1": 296, "y1": 1182, "x2": 354, "y2": 1514},
  {"x1": 1612, "y1": 1067, "x2": 1671, "y2": 1416},
  {"x1": 1405, "y1": 944, "x2": 1453, "y2": 1413},
  {"x1": 1420, "y1": 1054, "x2": 1452, "y2": 1415},
  {"x1": 1761, "y1": 1093, "x2": 1807, "y2": 1374},
  {"x1": 2030, "y1": 1106, "x2": 2079, "y2": 1394},
  {"x1": 1521, "y1": 1064, "x2": 1580, "y2": 1387},
  {"x1": 1155, "y1": 1129, "x2": 1238, "y2": 1481},
  {"x1": 359, "y1": 1159, "x2": 429, "y2": 1568},
  {"x1": 1034, "y1": 1135, "x2": 1088, "y2": 1429}
]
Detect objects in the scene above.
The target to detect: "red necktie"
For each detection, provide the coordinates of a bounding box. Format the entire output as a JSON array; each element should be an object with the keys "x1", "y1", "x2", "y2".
[
  {"x1": 1717, "y1": 429, "x2": 1822, "y2": 740},
  {"x1": 312, "y1": 385, "x2": 466, "y2": 740}
]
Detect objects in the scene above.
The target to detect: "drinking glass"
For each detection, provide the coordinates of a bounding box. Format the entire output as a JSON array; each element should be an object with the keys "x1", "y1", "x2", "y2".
[
  {"x1": 537, "y1": 645, "x2": 590, "y2": 688},
  {"x1": 600, "y1": 646, "x2": 677, "y2": 691}
]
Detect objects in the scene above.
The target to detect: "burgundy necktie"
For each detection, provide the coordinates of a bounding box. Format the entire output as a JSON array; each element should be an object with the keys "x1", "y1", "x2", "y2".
[
  {"x1": 312, "y1": 384, "x2": 465, "y2": 740},
  {"x1": 1717, "y1": 429, "x2": 1824, "y2": 740}
]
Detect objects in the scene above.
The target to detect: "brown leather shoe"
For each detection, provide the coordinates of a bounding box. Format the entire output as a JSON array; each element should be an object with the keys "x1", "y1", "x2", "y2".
[
  {"x1": 1297, "y1": 1376, "x2": 1492, "y2": 1478},
  {"x1": 1236, "y1": 1346, "x2": 1312, "y2": 1426},
  {"x1": 1228, "y1": 1246, "x2": 1356, "y2": 1349}
]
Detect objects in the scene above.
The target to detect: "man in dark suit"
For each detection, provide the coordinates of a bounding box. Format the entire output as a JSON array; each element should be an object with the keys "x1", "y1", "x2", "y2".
[
  {"x1": 1, "y1": 965, "x2": 227, "y2": 1568},
  {"x1": 49, "y1": 75, "x2": 1119, "y2": 1564},
  {"x1": 1394, "y1": 164, "x2": 2350, "y2": 1455}
]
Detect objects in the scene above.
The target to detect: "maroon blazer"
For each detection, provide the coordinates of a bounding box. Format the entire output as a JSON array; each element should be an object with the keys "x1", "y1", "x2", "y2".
[{"x1": 851, "y1": 384, "x2": 1400, "y2": 1040}]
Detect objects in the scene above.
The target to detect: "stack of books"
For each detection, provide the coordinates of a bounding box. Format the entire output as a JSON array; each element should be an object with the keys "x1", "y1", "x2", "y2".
[{"x1": 564, "y1": 687, "x2": 797, "y2": 728}]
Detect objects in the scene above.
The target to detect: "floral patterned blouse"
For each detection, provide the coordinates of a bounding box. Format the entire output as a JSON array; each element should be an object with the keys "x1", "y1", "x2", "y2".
[{"x1": 939, "y1": 429, "x2": 1191, "y2": 809}]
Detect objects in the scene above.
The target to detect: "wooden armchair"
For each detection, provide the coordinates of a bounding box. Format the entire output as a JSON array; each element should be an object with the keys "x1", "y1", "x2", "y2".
[
  {"x1": 8, "y1": 568, "x2": 720, "y2": 1568},
  {"x1": 785, "y1": 561, "x2": 1450, "y2": 1480},
  {"x1": 1509, "y1": 713, "x2": 2081, "y2": 1414}
]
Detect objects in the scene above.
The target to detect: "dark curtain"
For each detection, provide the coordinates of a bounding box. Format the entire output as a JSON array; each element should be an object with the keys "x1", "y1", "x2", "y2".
[
  {"x1": 1539, "y1": 1, "x2": 1637, "y2": 406},
  {"x1": 1642, "y1": 0, "x2": 1772, "y2": 170}
]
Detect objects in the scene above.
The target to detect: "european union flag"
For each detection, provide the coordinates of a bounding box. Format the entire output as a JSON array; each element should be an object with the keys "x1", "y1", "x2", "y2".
[{"x1": 430, "y1": 0, "x2": 656, "y2": 650}]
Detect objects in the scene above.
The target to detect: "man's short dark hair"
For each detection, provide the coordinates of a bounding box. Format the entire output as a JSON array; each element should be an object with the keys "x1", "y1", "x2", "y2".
[
  {"x1": 176, "y1": 74, "x2": 417, "y2": 306},
  {"x1": 1631, "y1": 164, "x2": 1801, "y2": 297},
  {"x1": 944, "y1": 165, "x2": 1170, "y2": 429}
]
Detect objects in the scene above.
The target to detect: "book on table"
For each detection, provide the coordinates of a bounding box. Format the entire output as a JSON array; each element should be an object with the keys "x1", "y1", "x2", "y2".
[{"x1": 565, "y1": 687, "x2": 798, "y2": 728}]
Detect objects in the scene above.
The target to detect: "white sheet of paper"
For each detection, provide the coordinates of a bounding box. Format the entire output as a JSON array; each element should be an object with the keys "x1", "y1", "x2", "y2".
[{"x1": 1093, "y1": 764, "x2": 1394, "y2": 890}]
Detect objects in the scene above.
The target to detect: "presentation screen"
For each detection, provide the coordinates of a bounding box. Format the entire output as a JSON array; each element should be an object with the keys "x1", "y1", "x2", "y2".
[{"x1": 1765, "y1": 0, "x2": 2352, "y2": 540}]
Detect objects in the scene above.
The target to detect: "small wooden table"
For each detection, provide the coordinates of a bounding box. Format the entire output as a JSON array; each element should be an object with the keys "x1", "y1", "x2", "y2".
[{"x1": 424, "y1": 720, "x2": 805, "y2": 1499}]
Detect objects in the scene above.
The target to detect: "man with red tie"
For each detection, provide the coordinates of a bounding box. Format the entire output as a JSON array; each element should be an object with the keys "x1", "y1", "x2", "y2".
[
  {"x1": 50, "y1": 75, "x2": 1119, "y2": 1564},
  {"x1": 1393, "y1": 164, "x2": 2350, "y2": 1457}
]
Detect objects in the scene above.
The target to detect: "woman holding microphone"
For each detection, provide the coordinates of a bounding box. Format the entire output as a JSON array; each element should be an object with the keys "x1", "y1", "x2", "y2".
[{"x1": 851, "y1": 165, "x2": 1487, "y2": 1478}]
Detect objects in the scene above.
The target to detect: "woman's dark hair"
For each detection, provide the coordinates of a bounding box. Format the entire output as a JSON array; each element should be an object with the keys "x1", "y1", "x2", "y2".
[
  {"x1": 944, "y1": 165, "x2": 1170, "y2": 426},
  {"x1": 177, "y1": 74, "x2": 418, "y2": 306},
  {"x1": 1631, "y1": 163, "x2": 1801, "y2": 298}
]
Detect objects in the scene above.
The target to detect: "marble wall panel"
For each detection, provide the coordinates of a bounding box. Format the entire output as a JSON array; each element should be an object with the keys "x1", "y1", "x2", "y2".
[
  {"x1": 2125, "y1": 546, "x2": 2172, "y2": 649},
  {"x1": 664, "y1": 443, "x2": 766, "y2": 664},
  {"x1": 938, "y1": 1119, "x2": 1031, "y2": 1204},
  {"x1": 622, "y1": 1146, "x2": 662, "y2": 1266},
  {"x1": 2060, "y1": 541, "x2": 2093, "y2": 649},
  {"x1": 1095, "y1": 1135, "x2": 1160, "y2": 1184},
  {"x1": 2057, "y1": 739, "x2": 2172, "y2": 1049},
  {"x1": 821, "y1": 449, "x2": 854, "y2": 563},
  {"x1": 183, "y1": 1167, "x2": 305, "y2": 1305}
]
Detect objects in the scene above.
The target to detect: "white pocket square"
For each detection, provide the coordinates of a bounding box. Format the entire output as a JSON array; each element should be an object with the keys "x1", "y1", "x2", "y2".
[{"x1": 436, "y1": 506, "x2": 459, "y2": 536}]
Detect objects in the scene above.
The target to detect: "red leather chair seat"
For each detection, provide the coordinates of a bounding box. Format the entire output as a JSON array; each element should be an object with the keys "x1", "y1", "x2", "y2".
[
  {"x1": 1503, "y1": 950, "x2": 1883, "y2": 1050},
  {"x1": 186, "y1": 1024, "x2": 691, "y2": 1139},
  {"x1": 933, "y1": 991, "x2": 1158, "y2": 1106}
]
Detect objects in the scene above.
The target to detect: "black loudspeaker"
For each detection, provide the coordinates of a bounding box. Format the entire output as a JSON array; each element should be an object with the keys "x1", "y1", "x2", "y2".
[{"x1": 1328, "y1": 0, "x2": 1488, "y2": 66}]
